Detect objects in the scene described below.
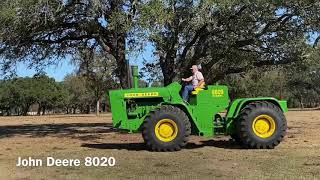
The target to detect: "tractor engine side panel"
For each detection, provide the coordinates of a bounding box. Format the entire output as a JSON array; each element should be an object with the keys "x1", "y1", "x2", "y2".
[{"x1": 109, "y1": 83, "x2": 183, "y2": 132}]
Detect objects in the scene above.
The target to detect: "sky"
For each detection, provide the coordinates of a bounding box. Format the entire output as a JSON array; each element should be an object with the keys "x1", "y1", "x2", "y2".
[{"x1": 14, "y1": 58, "x2": 76, "y2": 82}]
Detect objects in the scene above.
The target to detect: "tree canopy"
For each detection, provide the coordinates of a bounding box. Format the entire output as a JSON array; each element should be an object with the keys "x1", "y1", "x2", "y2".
[
  {"x1": 0, "y1": 73, "x2": 114, "y2": 115},
  {"x1": 0, "y1": 74, "x2": 66, "y2": 115},
  {"x1": 140, "y1": 0, "x2": 320, "y2": 85},
  {"x1": 1, "y1": 0, "x2": 320, "y2": 85},
  {"x1": 0, "y1": 0, "x2": 139, "y2": 88}
]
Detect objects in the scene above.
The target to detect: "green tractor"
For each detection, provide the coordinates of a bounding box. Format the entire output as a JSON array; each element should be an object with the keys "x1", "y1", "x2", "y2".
[{"x1": 109, "y1": 66, "x2": 287, "y2": 151}]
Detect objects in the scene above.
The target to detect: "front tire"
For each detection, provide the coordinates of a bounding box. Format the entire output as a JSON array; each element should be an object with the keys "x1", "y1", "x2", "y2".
[
  {"x1": 142, "y1": 105, "x2": 191, "y2": 151},
  {"x1": 237, "y1": 101, "x2": 287, "y2": 149}
]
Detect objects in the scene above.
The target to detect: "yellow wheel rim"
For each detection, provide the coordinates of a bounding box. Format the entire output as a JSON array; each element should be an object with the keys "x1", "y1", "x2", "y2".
[
  {"x1": 154, "y1": 119, "x2": 178, "y2": 142},
  {"x1": 252, "y1": 115, "x2": 276, "y2": 138}
]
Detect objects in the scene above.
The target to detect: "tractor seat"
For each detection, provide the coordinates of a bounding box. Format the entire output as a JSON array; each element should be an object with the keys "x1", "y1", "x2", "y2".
[{"x1": 191, "y1": 82, "x2": 206, "y2": 95}]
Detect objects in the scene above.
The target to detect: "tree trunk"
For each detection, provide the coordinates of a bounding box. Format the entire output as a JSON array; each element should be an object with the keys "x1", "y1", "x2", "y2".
[
  {"x1": 80, "y1": 106, "x2": 84, "y2": 113},
  {"x1": 42, "y1": 106, "x2": 46, "y2": 115},
  {"x1": 159, "y1": 57, "x2": 176, "y2": 86},
  {"x1": 100, "y1": 32, "x2": 129, "y2": 88},
  {"x1": 105, "y1": 99, "x2": 111, "y2": 112},
  {"x1": 96, "y1": 99, "x2": 100, "y2": 116},
  {"x1": 163, "y1": 72, "x2": 174, "y2": 86},
  {"x1": 299, "y1": 96, "x2": 304, "y2": 109},
  {"x1": 6, "y1": 109, "x2": 11, "y2": 116},
  {"x1": 116, "y1": 33, "x2": 129, "y2": 89},
  {"x1": 37, "y1": 103, "x2": 41, "y2": 116},
  {"x1": 23, "y1": 104, "x2": 30, "y2": 116},
  {"x1": 86, "y1": 105, "x2": 90, "y2": 114}
]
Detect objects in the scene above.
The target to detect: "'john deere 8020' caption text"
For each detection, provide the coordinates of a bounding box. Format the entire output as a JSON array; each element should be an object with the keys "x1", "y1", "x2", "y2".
[{"x1": 16, "y1": 157, "x2": 116, "y2": 167}]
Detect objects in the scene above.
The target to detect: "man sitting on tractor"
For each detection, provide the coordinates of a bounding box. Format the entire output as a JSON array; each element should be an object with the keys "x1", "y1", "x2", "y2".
[{"x1": 181, "y1": 65, "x2": 205, "y2": 101}]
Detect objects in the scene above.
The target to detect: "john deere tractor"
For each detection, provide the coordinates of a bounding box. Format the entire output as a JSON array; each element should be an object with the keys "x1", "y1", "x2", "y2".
[{"x1": 109, "y1": 66, "x2": 287, "y2": 151}]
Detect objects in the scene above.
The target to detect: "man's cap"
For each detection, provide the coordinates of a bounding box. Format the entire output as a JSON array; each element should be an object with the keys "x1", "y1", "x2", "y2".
[{"x1": 190, "y1": 65, "x2": 198, "y2": 69}]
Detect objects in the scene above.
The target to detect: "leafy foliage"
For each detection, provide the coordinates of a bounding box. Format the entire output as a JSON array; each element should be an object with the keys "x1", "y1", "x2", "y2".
[
  {"x1": 72, "y1": 46, "x2": 118, "y2": 115},
  {"x1": 140, "y1": 1, "x2": 320, "y2": 85},
  {"x1": 0, "y1": 73, "x2": 114, "y2": 115},
  {"x1": 0, "y1": 75, "x2": 65, "y2": 115},
  {"x1": 220, "y1": 47, "x2": 320, "y2": 108}
]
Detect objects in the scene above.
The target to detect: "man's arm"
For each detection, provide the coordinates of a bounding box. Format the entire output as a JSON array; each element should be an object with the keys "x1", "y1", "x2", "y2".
[
  {"x1": 182, "y1": 76, "x2": 192, "y2": 82},
  {"x1": 196, "y1": 79, "x2": 205, "y2": 88}
]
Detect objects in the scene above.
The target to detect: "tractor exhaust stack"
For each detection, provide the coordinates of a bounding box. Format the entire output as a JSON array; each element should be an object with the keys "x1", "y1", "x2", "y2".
[{"x1": 131, "y1": 65, "x2": 139, "y2": 88}]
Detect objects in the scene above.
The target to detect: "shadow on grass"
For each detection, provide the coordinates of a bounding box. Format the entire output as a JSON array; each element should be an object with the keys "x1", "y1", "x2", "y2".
[
  {"x1": 50, "y1": 114, "x2": 112, "y2": 118},
  {"x1": 81, "y1": 142, "x2": 147, "y2": 151},
  {"x1": 289, "y1": 108, "x2": 320, "y2": 111},
  {"x1": 0, "y1": 123, "x2": 116, "y2": 141},
  {"x1": 81, "y1": 139, "x2": 243, "y2": 151},
  {"x1": 186, "y1": 139, "x2": 243, "y2": 149}
]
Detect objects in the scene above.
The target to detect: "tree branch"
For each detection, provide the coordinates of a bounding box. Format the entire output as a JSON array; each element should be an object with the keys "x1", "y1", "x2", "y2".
[
  {"x1": 33, "y1": 34, "x2": 93, "y2": 44},
  {"x1": 257, "y1": 13, "x2": 294, "y2": 37},
  {"x1": 179, "y1": 24, "x2": 208, "y2": 62}
]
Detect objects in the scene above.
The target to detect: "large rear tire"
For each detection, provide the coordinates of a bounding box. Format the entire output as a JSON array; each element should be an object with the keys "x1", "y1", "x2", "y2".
[
  {"x1": 237, "y1": 101, "x2": 287, "y2": 149},
  {"x1": 142, "y1": 105, "x2": 191, "y2": 151}
]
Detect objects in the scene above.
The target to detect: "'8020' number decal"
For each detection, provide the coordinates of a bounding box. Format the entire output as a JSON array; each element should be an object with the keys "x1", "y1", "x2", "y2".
[{"x1": 212, "y1": 89, "x2": 224, "y2": 97}]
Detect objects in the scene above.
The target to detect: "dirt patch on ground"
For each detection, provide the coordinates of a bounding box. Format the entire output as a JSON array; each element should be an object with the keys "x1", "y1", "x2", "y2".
[{"x1": 0, "y1": 111, "x2": 319, "y2": 179}]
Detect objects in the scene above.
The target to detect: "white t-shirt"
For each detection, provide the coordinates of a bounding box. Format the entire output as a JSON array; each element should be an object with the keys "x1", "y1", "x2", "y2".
[{"x1": 192, "y1": 71, "x2": 204, "y2": 86}]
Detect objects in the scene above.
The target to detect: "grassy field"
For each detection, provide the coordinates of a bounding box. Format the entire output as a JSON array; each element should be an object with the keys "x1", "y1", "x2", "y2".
[{"x1": 0, "y1": 111, "x2": 320, "y2": 180}]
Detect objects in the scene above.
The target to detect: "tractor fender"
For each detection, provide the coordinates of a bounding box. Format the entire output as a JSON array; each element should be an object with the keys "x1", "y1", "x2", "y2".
[{"x1": 226, "y1": 97, "x2": 288, "y2": 119}]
